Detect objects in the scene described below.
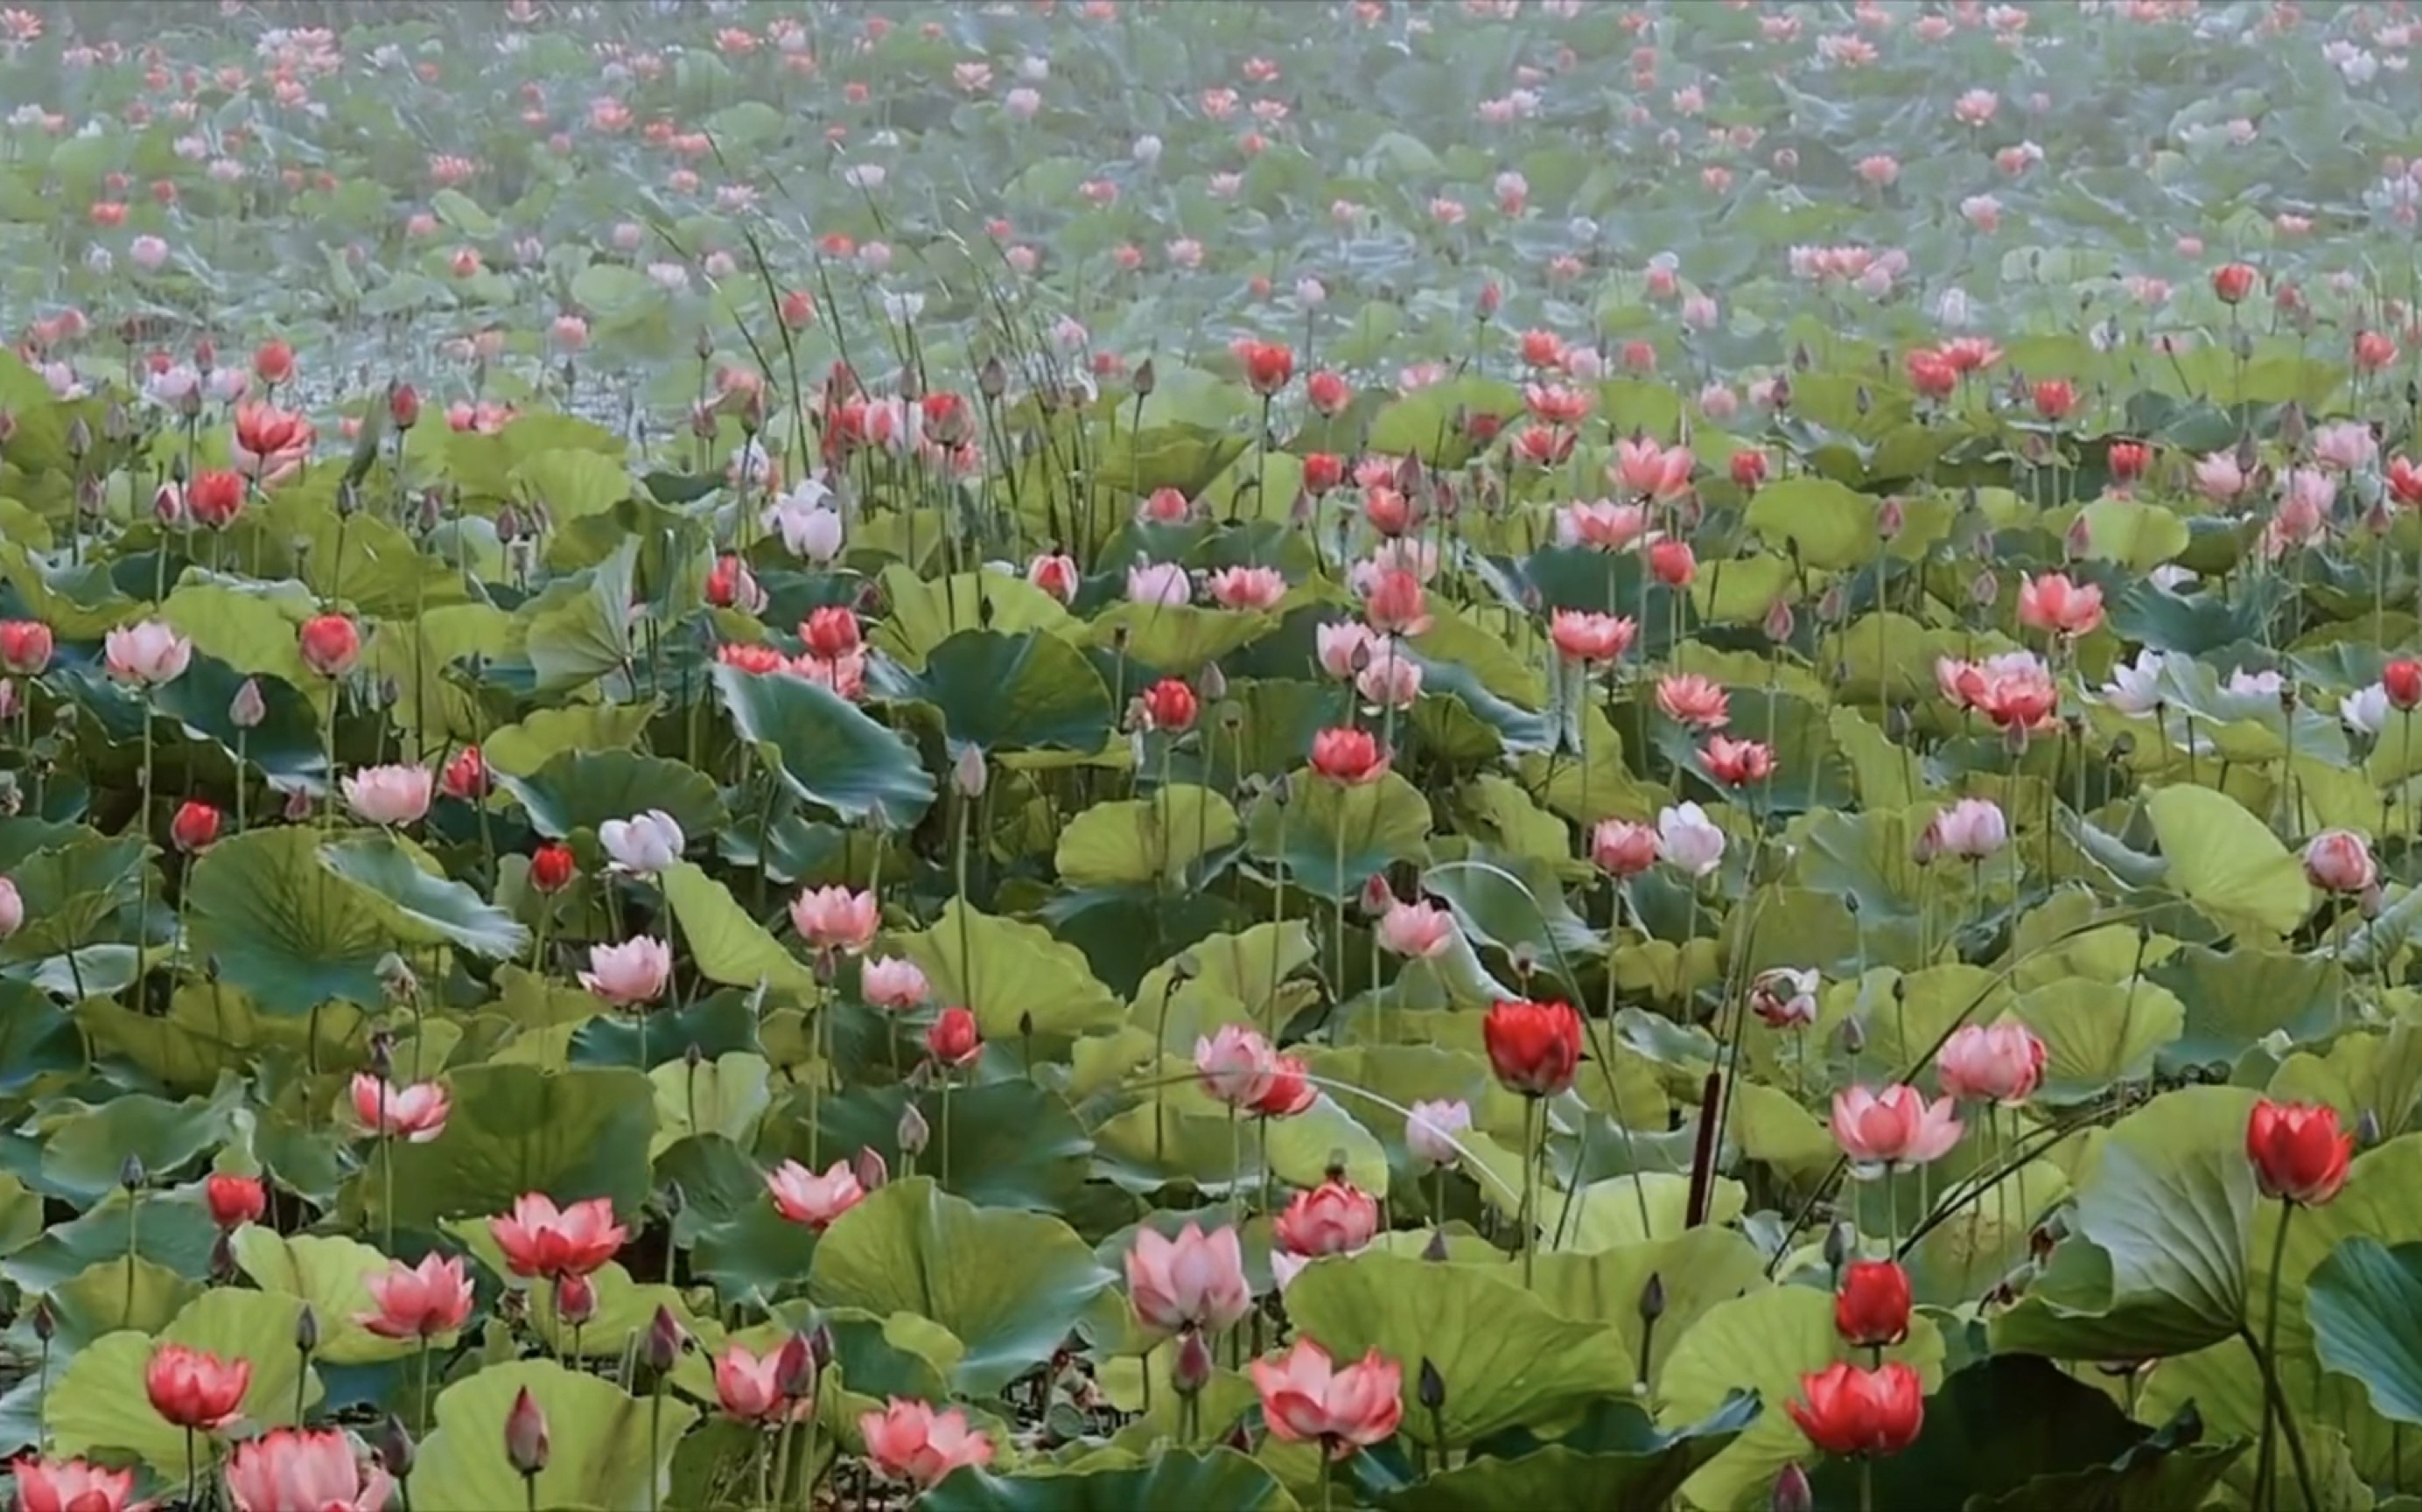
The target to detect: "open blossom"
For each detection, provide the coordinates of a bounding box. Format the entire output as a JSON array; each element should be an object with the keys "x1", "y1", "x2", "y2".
[
  {"x1": 343, "y1": 765, "x2": 434, "y2": 826},
  {"x1": 1748, "y1": 968, "x2": 1820, "y2": 1028},
  {"x1": 599, "y1": 809, "x2": 684, "y2": 874},
  {"x1": 1376, "y1": 898, "x2": 1457, "y2": 958},
  {"x1": 1658, "y1": 802, "x2": 1726, "y2": 878},
  {"x1": 1316, "y1": 620, "x2": 1381, "y2": 680},
  {"x1": 1125, "y1": 1222, "x2": 1251, "y2": 1334},
  {"x1": 360, "y1": 1252, "x2": 475, "y2": 1340},
  {"x1": 1656, "y1": 674, "x2": 1729, "y2": 728},
  {"x1": 1250, "y1": 1340, "x2": 1403, "y2": 1458},
  {"x1": 767, "y1": 1158, "x2": 865, "y2": 1229},
  {"x1": 104, "y1": 620, "x2": 192, "y2": 684},
  {"x1": 1550, "y1": 610, "x2": 1635, "y2": 664},
  {"x1": 1207, "y1": 565, "x2": 1287, "y2": 611},
  {"x1": 1195, "y1": 1025, "x2": 1277, "y2": 1107},
  {"x1": 1936, "y1": 1023, "x2": 2047, "y2": 1105},
  {"x1": 1830, "y1": 1084, "x2": 1963, "y2": 1175},
  {"x1": 350, "y1": 1074, "x2": 450, "y2": 1141},
  {"x1": 1274, "y1": 1178, "x2": 1381, "y2": 1256},
  {"x1": 10, "y1": 1459, "x2": 136, "y2": 1512},
  {"x1": 1559, "y1": 498, "x2": 1651, "y2": 550},
  {"x1": 580, "y1": 937, "x2": 672, "y2": 1006},
  {"x1": 791, "y1": 886, "x2": 879, "y2": 954},
  {"x1": 1126, "y1": 559, "x2": 1192, "y2": 607},
  {"x1": 1610, "y1": 438, "x2": 1694, "y2": 500},
  {"x1": 859, "y1": 1399, "x2": 996, "y2": 1488},
  {"x1": 492, "y1": 1194, "x2": 626, "y2": 1278},
  {"x1": 1925, "y1": 797, "x2": 2008, "y2": 859},
  {"x1": 2017, "y1": 573, "x2": 2104, "y2": 637},
  {"x1": 1404, "y1": 1098, "x2": 1472, "y2": 1166}
]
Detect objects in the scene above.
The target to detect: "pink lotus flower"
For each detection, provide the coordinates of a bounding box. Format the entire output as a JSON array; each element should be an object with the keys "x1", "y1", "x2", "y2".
[
  {"x1": 2193, "y1": 452, "x2": 2250, "y2": 503},
  {"x1": 1830, "y1": 1084, "x2": 1964, "y2": 1176},
  {"x1": 491, "y1": 1194, "x2": 627, "y2": 1279},
  {"x1": 766, "y1": 1158, "x2": 865, "y2": 1230},
  {"x1": 2018, "y1": 573, "x2": 2104, "y2": 637},
  {"x1": 859, "y1": 1399, "x2": 997, "y2": 1488},
  {"x1": 2305, "y1": 830, "x2": 2377, "y2": 894},
  {"x1": 1610, "y1": 438, "x2": 1695, "y2": 500},
  {"x1": 1590, "y1": 819, "x2": 1661, "y2": 876},
  {"x1": 341, "y1": 764, "x2": 433, "y2": 826},
  {"x1": 1355, "y1": 648, "x2": 1424, "y2": 710},
  {"x1": 579, "y1": 937, "x2": 672, "y2": 1006},
  {"x1": 1207, "y1": 565, "x2": 1287, "y2": 612},
  {"x1": 1925, "y1": 798, "x2": 2008, "y2": 860},
  {"x1": 1194, "y1": 1025, "x2": 1277, "y2": 1108},
  {"x1": 1125, "y1": 1222, "x2": 1252, "y2": 1334},
  {"x1": 1936, "y1": 1023, "x2": 2047, "y2": 1105},
  {"x1": 1656, "y1": 674, "x2": 1729, "y2": 729},
  {"x1": 1125, "y1": 560, "x2": 1192, "y2": 606},
  {"x1": 360, "y1": 1252, "x2": 474, "y2": 1340},
  {"x1": 790, "y1": 886, "x2": 878, "y2": 954},
  {"x1": 714, "y1": 1342, "x2": 801, "y2": 1424},
  {"x1": 1316, "y1": 621, "x2": 1382, "y2": 680},
  {"x1": 350, "y1": 1074, "x2": 450, "y2": 1142},
  {"x1": 1376, "y1": 899, "x2": 1457, "y2": 959},
  {"x1": 859, "y1": 956, "x2": 929, "y2": 1011},
  {"x1": 10, "y1": 1457, "x2": 136, "y2": 1512},
  {"x1": 1273, "y1": 1178, "x2": 1380, "y2": 1256},
  {"x1": 225, "y1": 1428, "x2": 394, "y2": 1512},
  {"x1": 1250, "y1": 1340, "x2": 1404, "y2": 1457},
  {"x1": 103, "y1": 620, "x2": 192, "y2": 685},
  {"x1": 1558, "y1": 498, "x2": 1651, "y2": 550}
]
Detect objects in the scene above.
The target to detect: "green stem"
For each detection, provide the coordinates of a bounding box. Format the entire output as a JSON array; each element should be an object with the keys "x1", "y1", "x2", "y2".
[
  {"x1": 417, "y1": 1337, "x2": 434, "y2": 1432},
  {"x1": 1520, "y1": 1096, "x2": 1539, "y2": 1289},
  {"x1": 2251, "y1": 1202, "x2": 2320, "y2": 1512}
]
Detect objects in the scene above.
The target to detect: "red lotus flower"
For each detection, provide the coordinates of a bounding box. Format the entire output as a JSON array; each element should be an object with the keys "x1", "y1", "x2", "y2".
[
  {"x1": 231, "y1": 402, "x2": 315, "y2": 481},
  {"x1": 389, "y1": 382, "x2": 422, "y2": 429},
  {"x1": 1787, "y1": 1362, "x2": 1924, "y2": 1458},
  {"x1": 2212, "y1": 262, "x2": 2258, "y2": 304},
  {"x1": 802, "y1": 606, "x2": 861, "y2": 660},
  {"x1": 1139, "y1": 678, "x2": 1198, "y2": 734},
  {"x1": 1550, "y1": 609, "x2": 1637, "y2": 665},
  {"x1": 2386, "y1": 660, "x2": 2422, "y2": 711},
  {"x1": 441, "y1": 745, "x2": 490, "y2": 801},
  {"x1": 10, "y1": 1457, "x2": 136, "y2": 1512},
  {"x1": 206, "y1": 1172, "x2": 265, "y2": 1229},
  {"x1": 1302, "y1": 452, "x2": 1344, "y2": 493},
  {"x1": 188, "y1": 469, "x2": 247, "y2": 528},
  {"x1": 925, "y1": 1005, "x2": 981, "y2": 1068},
  {"x1": 1833, "y1": 1260, "x2": 1912, "y2": 1348},
  {"x1": 1703, "y1": 735, "x2": 1774, "y2": 786},
  {"x1": 529, "y1": 843, "x2": 576, "y2": 893},
  {"x1": 298, "y1": 614, "x2": 360, "y2": 678},
  {"x1": 2356, "y1": 330, "x2": 2398, "y2": 372},
  {"x1": 1648, "y1": 538, "x2": 1697, "y2": 586},
  {"x1": 1233, "y1": 339, "x2": 1294, "y2": 396},
  {"x1": 1904, "y1": 349, "x2": 1957, "y2": 400},
  {"x1": 2247, "y1": 1099, "x2": 2353, "y2": 1206},
  {"x1": 165, "y1": 799, "x2": 220, "y2": 854},
  {"x1": 1309, "y1": 726, "x2": 1388, "y2": 784},
  {"x1": 490, "y1": 1194, "x2": 628, "y2": 1279},
  {"x1": 1306, "y1": 369, "x2": 1350, "y2": 416},
  {"x1": 2032, "y1": 379, "x2": 2076, "y2": 421},
  {"x1": 2106, "y1": 440, "x2": 2148, "y2": 482},
  {"x1": 1483, "y1": 998, "x2": 1583, "y2": 1097},
  {"x1": 1730, "y1": 450, "x2": 1768, "y2": 490},
  {"x1": 0, "y1": 620, "x2": 52, "y2": 675},
  {"x1": 252, "y1": 339, "x2": 295, "y2": 386}
]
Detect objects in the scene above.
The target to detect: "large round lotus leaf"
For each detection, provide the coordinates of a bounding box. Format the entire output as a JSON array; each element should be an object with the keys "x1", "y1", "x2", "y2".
[
  {"x1": 495, "y1": 747, "x2": 724, "y2": 843},
  {"x1": 521, "y1": 537, "x2": 638, "y2": 692},
  {"x1": 49, "y1": 1289, "x2": 323, "y2": 1474},
  {"x1": 411, "y1": 1358, "x2": 695, "y2": 1512},
  {"x1": 1380, "y1": 1396, "x2": 1760, "y2": 1512},
  {"x1": 1553, "y1": 1172, "x2": 1746, "y2": 1252},
  {"x1": 0, "y1": 829, "x2": 144, "y2": 972},
  {"x1": 373, "y1": 1064, "x2": 657, "y2": 1231},
  {"x1": 808, "y1": 1177, "x2": 1121, "y2": 1396},
  {"x1": 1991, "y1": 1085, "x2": 2258, "y2": 1361},
  {"x1": 760, "y1": 1078, "x2": 1093, "y2": 1213},
  {"x1": 0, "y1": 980, "x2": 91, "y2": 1094},
  {"x1": 1656, "y1": 1282, "x2": 1944, "y2": 1511},
  {"x1": 2145, "y1": 784, "x2": 2314, "y2": 937},
  {"x1": 897, "y1": 900, "x2": 1125, "y2": 1038},
  {"x1": 659, "y1": 861, "x2": 819, "y2": 998},
  {"x1": 1422, "y1": 853, "x2": 1605, "y2": 978},
  {"x1": 1810, "y1": 1355, "x2": 2237, "y2": 1512},
  {"x1": 233, "y1": 1228, "x2": 423, "y2": 1364},
  {"x1": 921, "y1": 1448, "x2": 1298, "y2": 1511},
  {"x1": 1245, "y1": 768, "x2": 1434, "y2": 902},
  {"x1": 2012, "y1": 978, "x2": 2185, "y2": 1102},
  {"x1": 38, "y1": 1082, "x2": 245, "y2": 1204},
  {"x1": 1281, "y1": 1252, "x2": 1638, "y2": 1447},
  {"x1": 1, "y1": 1188, "x2": 217, "y2": 1292},
  {"x1": 528, "y1": 1261, "x2": 713, "y2": 1361},
  {"x1": 714, "y1": 662, "x2": 937, "y2": 828},
  {"x1": 2265, "y1": 1027, "x2": 2422, "y2": 1144},
  {"x1": 318, "y1": 832, "x2": 529, "y2": 959},
  {"x1": 2152, "y1": 945, "x2": 2346, "y2": 1075},
  {"x1": 2253, "y1": 1136, "x2": 2422, "y2": 1379},
  {"x1": 479, "y1": 703, "x2": 658, "y2": 780},
  {"x1": 1090, "y1": 601, "x2": 1281, "y2": 675},
  {"x1": 2134, "y1": 1340, "x2": 2381, "y2": 1512},
  {"x1": 1530, "y1": 1228, "x2": 1771, "y2": 1391},
  {"x1": 1091, "y1": 1091, "x2": 1390, "y2": 1198},
  {"x1": 151, "y1": 649, "x2": 328, "y2": 784},
  {"x1": 873, "y1": 567, "x2": 1082, "y2": 666},
  {"x1": 186, "y1": 827, "x2": 398, "y2": 1017},
  {"x1": 902, "y1": 628, "x2": 1114, "y2": 755},
  {"x1": 1132, "y1": 921, "x2": 1320, "y2": 1047},
  {"x1": 40, "y1": 1255, "x2": 198, "y2": 1344},
  {"x1": 648, "y1": 1051, "x2": 772, "y2": 1154},
  {"x1": 1055, "y1": 785, "x2": 1240, "y2": 887}
]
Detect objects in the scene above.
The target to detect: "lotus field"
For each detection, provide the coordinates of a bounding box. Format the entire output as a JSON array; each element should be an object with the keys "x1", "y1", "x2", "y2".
[{"x1": 13, "y1": 0, "x2": 2422, "y2": 1508}]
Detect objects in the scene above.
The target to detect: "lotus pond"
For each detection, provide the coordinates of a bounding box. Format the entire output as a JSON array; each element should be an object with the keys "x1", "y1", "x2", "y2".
[{"x1": 4, "y1": 0, "x2": 2422, "y2": 1508}]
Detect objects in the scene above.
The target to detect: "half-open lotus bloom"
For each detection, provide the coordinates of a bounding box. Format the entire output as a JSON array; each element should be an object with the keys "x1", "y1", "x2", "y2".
[
  {"x1": 579, "y1": 937, "x2": 673, "y2": 1006},
  {"x1": 599, "y1": 809, "x2": 685, "y2": 875},
  {"x1": 225, "y1": 1427, "x2": 395, "y2": 1512},
  {"x1": 144, "y1": 1341, "x2": 251, "y2": 1430},
  {"x1": 1936, "y1": 1024, "x2": 2046, "y2": 1106},
  {"x1": 2246, "y1": 1098, "x2": 2354, "y2": 1206},
  {"x1": 10, "y1": 1456, "x2": 136, "y2": 1512},
  {"x1": 789, "y1": 886, "x2": 879, "y2": 954},
  {"x1": 858, "y1": 1398, "x2": 998, "y2": 1488},
  {"x1": 1375, "y1": 898, "x2": 1457, "y2": 959},
  {"x1": 342, "y1": 764, "x2": 433, "y2": 826},
  {"x1": 1125, "y1": 1222, "x2": 1252, "y2": 1334},
  {"x1": 766, "y1": 1158, "x2": 866, "y2": 1230},
  {"x1": 103, "y1": 620, "x2": 192, "y2": 685},
  {"x1": 1194, "y1": 1024, "x2": 1277, "y2": 1108},
  {"x1": 1250, "y1": 1339, "x2": 1404, "y2": 1457},
  {"x1": 360, "y1": 1252, "x2": 475, "y2": 1340},
  {"x1": 1786, "y1": 1361, "x2": 1924, "y2": 1458},
  {"x1": 490, "y1": 1194, "x2": 628, "y2": 1279},
  {"x1": 1830, "y1": 1084, "x2": 1963, "y2": 1177},
  {"x1": 349, "y1": 1074, "x2": 450, "y2": 1142},
  {"x1": 714, "y1": 1343, "x2": 797, "y2": 1424}
]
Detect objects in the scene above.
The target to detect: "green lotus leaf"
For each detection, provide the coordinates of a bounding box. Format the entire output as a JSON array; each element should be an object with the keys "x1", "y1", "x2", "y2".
[
  {"x1": 49, "y1": 1289, "x2": 323, "y2": 1475},
  {"x1": 1090, "y1": 600, "x2": 1281, "y2": 673},
  {"x1": 1991, "y1": 1085, "x2": 2258, "y2": 1360},
  {"x1": 648, "y1": 1050, "x2": 772, "y2": 1154},
  {"x1": 1656, "y1": 1283, "x2": 1945, "y2": 1512},
  {"x1": 1092, "y1": 1092, "x2": 1390, "y2": 1199},
  {"x1": 512, "y1": 448, "x2": 634, "y2": 523},
  {"x1": 874, "y1": 567, "x2": 1082, "y2": 667},
  {"x1": 412, "y1": 1358, "x2": 694, "y2": 1512},
  {"x1": 2309, "y1": 1236, "x2": 2422, "y2": 1428},
  {"x1": 480, "y1": 703, "x2": 659, "y2": 779},
  {"x1": 2145, "y1": 784, "x2": 2314, "y2": 936},
  {"x1": 0, "y1": 1188, "x2": 217, "y2": 1292},
  {"x1": 1423, "y1": 851, "x2": 1603, "y2": 981},
  {"x1": 158, "y1": 581, "x2": 314, "y2": 694},
  {"x1": 660, "y1": 861, "x2": 818, "y2": 998},
  {"x1": 0, "y1": 981, "x2": 88, "y2": 1093},
  {"x1": 898, "y1": 899, "x2": 1125, "y2": 1039},
  {"x1": 1743, "y1": 474, "x2": 1883, "y2": 570},
  {"x1": 762, "y1": 1078, "x2": 1094, "y2": 1214},
  {"x1": 232, "y1": 1228, "x2": 421, "y2": 1365},
  {"x1": 2152, "y1": 944, "x2": 2345, "y2": 1076},
  {"x1": 1530, "y1": 1228, "x2": 1771, "y2": 1390},
  {"x1": 2074, "y1": 498, "x2": 2192, "y2": 571},
  {"x1": 2012, "y1": 977, "x2": 2186, "y2": 1102},
  {"x1": 808, "y1": 1177, "x2": 1121, "y2": 1395},
  {"x1": 46, "y1": 1254, "x2": 200, "y2": 1342},
  {"x1": 0, "y1": 832, "x2": 144, "y2": 966},
  {"x1": 186, "y1": 827, "x2": 398, "y2": 1017},
  {"x1": 497, "y1": 746, "x2": 725, "y2": 842},
  {"x1": 1282, "y1": 1252, "x2": 1638, "y2": 1447},
  {"x1": 1055, "y1": 784, "x2": 1239, "y2": 887},
  {"x1": 1245, "y1": 768, "x2": 1434, "y2": 901},
  {"x1": 522, "y1": 536, "x2": 638, "y2": 692},
  {"x1": 922, "y1": 1449, "x2": 1298, "y2": 1511},
  {"x1": 1382, "y1": 1396, "x2": 1759, "y2": 1512},
  {"x1": 372, "y1": 1064, "x2": 657, "y2": 1231},
  {"x1": 318, "y1": 832, "x2": 528, "y2": 959},
  {"x1": 900, "y1": 628, "x2": 1114, "y2": 755},
  {"x1": 39, "y1": 1080, "x2": 246, "y2": 1203},
  {"x1": 714, "y1": 662, "x2": 937, "y2": 828}
]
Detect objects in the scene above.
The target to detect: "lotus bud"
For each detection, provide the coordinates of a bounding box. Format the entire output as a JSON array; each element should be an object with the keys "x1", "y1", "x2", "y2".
[
  {"x1": 28, "y1": 1297, "x2": 51, "y2": 1343},
  {"x1": 556, "y1": 1271, "x2": 596, "y2": 1328},
  {"x1": 807, "y1": 1320, "x2": 836, "y2": 1371},
  {"x1": 1824, "y1": 1219, "x2": 1856, "y2": 1271},
  {"x1": 505, "y1": 1386, "x2": 550, "y2": 1477},
  {"x1": 229, "y1": 677, "x2": 267, "y2": 730},
  {"x1": 1763, "y1": 596, "x2": 1795, "y2": 644},
  {"x1": 1772, "y1": 1462, "x2": 1814, "y2": 1512},
  {"x1": 1172, "y1": 1328, "x2": 1213, "y2": 1397},
  {"x1": 979, "y1": 355, "x2": 1009, "y2": 399},
  {"x1": 661, "y1": 1180, "x2": 685, "y2": 1221},
  {"x1": 1422, "y1": 1228, "x2": 1451, "y2": 1263},
  {"x1": 120, "y1": 1155, "x2": 144, "y2": 1192},
  {"x1": 1970, "y1": 569, "x2": 1999, "y2": 609},
  {"x1": 1638, "y1": 1271, "x2": 1666, "y2": 1322},
  {"x1": 953, "y1": 745, "x2": 987, "y2": 797},
  {"x1": 377, "y1": 1413, "x2": 415, "y2": 1478},
  {"x1": 898, "y1": 1100, "x2": 931, "y2": 1157},
  {"x1": 64, "y1": 416, "x2": 90, "y2": 459},
  {"x1": 2358, "y1": 1107, "x2": 2384, "y2": 1147},
  {"x1": 774, "y1": 1331, "x2": 817, "y2": 1401},
  {"x1": 643, "y1": 1303, "x2": 686, "y2": 1373},
  {"x1": 854, "y1": 1145, "x2": 889, "y2": 1192},
  {"x1": 295, "y1": 1304, "x2": 320, "y2": 1354}
]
